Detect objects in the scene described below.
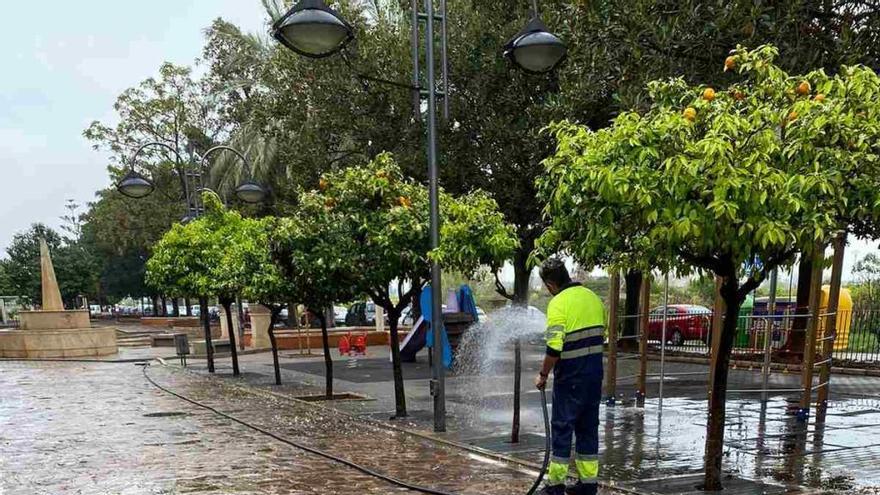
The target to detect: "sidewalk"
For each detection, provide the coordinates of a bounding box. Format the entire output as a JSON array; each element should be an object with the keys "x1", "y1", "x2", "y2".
[{"x1": 180, "y1": 342, "x2": 880, "y2": 495}]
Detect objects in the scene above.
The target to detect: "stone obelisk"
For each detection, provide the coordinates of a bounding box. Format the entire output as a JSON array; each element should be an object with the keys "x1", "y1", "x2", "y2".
[
  {"x1": 0, "y1": 239, "x2": 117, "y2": 357},
  {"x1": 40, "y1": 239, "x2": 64, "y2": 311}
]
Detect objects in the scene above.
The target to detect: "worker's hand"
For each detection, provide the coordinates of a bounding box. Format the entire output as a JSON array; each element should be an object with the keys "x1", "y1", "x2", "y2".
[{"x1": 535, "y1": 373, "x2": 547, "y2": 391}]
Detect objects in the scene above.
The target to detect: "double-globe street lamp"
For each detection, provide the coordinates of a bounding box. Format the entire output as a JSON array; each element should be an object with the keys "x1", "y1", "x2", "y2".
[
  {"x1": 116, "y1": 142, "x2": 267, "y2": 375},
  {"x1": 271, "y1": 0, "x2": 566, "y2": 432}
]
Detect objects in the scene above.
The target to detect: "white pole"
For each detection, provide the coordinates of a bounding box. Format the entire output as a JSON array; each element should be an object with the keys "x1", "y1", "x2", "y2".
[
  {"x1": 658, "y1": 272, "x2": 670, "y2": 407},
  {"x1": 762, "y1": 268, "x2": 779, "y2": 402}
]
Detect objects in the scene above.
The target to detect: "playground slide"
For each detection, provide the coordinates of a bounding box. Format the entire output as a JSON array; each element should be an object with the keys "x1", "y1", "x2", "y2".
[{"x1": 396, "y1": 316, "x2": 426, "y2": 363}]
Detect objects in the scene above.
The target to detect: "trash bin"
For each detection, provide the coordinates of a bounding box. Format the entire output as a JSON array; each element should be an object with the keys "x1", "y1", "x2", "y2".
[{"x1": 174, "y1": 333, "x2": 190, "y2": 366}]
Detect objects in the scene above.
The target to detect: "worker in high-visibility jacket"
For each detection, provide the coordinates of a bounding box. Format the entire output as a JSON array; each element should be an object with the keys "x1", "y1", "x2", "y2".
[{"x1": 535, "y1": 258, "x2": 604, "y2": 495}]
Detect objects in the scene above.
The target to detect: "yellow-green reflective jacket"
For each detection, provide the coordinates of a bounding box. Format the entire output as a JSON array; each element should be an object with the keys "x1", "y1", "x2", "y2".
[{"x1": 545, "y1": 283, "x2": 605, "y2": 380}]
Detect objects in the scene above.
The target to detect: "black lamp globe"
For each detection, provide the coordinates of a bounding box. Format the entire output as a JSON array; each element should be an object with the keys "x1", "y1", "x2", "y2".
[
  {"x1": 504, "y1": 14, "x2": 567, "y2": 74},
  {"x1": 272, "y1": 0, "x2": 354, "y2": 58},
  {"x1": 234, "y1": 181, "x2": 268, "y2": 204},
  {"x1": 116, "y1": 169, "x2": 155, "y2": 199}
]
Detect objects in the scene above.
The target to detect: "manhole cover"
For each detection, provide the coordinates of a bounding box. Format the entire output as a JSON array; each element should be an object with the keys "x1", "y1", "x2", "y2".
[{"x1": 143, "y1": 411, "x2": 190, "y2": 418}]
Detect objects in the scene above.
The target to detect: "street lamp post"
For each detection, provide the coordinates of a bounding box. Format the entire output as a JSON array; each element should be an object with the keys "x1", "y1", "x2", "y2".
[
  {"x1": 116, "y1": 142, "x2": 267, "y2": 375},
  {"x1": 271, "y1": 0, "x2": 566, "y2": 433},
  {"x1": 199, "y1": 145, "x2": 267, "y2": 377}
]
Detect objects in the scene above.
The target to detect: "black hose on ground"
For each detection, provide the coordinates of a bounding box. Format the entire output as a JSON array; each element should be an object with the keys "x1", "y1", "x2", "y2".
[
  {"x1": 142, "y1": 363, "x2": 552, "y2": 495},
  {"x1": 526, "y1": 389, "x2": 551, "y2": 495}
]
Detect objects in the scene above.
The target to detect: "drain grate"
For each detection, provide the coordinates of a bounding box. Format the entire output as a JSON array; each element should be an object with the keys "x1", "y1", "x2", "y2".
[
  {"x1": 143, "y1": 411, "x2": 190, "y2": 418},
  {"x1": 293, "y1": 392, "x2": 370, "y2": 402}
]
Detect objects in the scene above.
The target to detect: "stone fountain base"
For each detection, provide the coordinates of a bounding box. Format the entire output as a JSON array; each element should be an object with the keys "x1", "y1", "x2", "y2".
[{"x1": 0, "y1": 310, "x2": 117, "y2": 358}]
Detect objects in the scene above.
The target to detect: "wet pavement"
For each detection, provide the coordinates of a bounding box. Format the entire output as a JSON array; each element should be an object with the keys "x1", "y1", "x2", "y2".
[
  {"x1": 0, "y1": 359, "x2": 601, "y2": 494},
  {"x1": 4, "y1": 339, "x2": 880, "y2": 495},
  {"x1": 203, "y1": 343, "x2": 880, "y2": 495}
]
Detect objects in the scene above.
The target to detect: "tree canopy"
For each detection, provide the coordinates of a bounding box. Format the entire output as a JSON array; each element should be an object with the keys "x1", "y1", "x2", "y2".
[
  {"x1": 3, "y1": 224, "x2": 99, "y2": 307},
  {"x1": 539, "y1": 45, "x2": 880, "y2": 288},
  {"x1": 536, "y1": 44, "x2": 880, "y2": 490}
]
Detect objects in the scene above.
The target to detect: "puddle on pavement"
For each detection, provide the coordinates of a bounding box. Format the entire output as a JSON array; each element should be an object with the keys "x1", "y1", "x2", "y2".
[{"x1": 593, "y1": 395, "x2": 880, "y2": 493}]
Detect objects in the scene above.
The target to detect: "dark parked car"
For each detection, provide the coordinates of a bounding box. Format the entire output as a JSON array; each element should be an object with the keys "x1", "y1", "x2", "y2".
[
  {"x1": 345, "y1": 301, "x2": 383, "y2": 327},
  {"x1": 647, "y1": 304, "x2": 712, "y2": 346}
]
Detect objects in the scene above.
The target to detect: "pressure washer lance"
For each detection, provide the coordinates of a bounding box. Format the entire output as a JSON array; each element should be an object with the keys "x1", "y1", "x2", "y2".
[{"x1": 141, "y1": 362, "x2": 553, "y2": 495}]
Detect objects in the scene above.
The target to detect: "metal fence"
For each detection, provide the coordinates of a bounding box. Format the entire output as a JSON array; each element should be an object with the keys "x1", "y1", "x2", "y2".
[{"x1": 612, "y1": 307, "x2": 880, "y2": 364}]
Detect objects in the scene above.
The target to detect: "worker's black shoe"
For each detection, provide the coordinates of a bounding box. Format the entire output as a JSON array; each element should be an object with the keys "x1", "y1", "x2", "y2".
[
  {"x1": 565, "y1": 481, "x2": 598, "y2": 495},
  {"x1": 537, "y1": 485, "x2": 565, "y2": 495}
]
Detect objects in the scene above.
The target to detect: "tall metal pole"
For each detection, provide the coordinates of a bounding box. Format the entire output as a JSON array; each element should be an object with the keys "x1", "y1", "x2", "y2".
[
  {"x1": 636, "y1": 274, "x2": 650, "y2": 407},
  {"x1": 439, "y1": 0, "x2": 449, "y2": 120},
  {"x1": 425, "y1": 0, "x2": 446, "y2": 433},
  {"x1": 658, "y1": 273, "x2": 669, "y2": 407},
  {"x1": 411, "y1": 0, "x2": 421, "y2": 122},
  {"x1": 761, "y1": 268, "x2": 778, "y2": 402},
  {"x1": 604, "y1": 271, "x2": 620, "y2": 405}
]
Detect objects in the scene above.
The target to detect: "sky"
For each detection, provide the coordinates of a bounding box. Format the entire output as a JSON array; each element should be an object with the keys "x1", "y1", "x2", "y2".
[
  {"x1": 0, "y1": 0, "x2": 268, "y2": 256},
  {"x1": 0, "y1": 1, "x2": 877, "y2": 282}
]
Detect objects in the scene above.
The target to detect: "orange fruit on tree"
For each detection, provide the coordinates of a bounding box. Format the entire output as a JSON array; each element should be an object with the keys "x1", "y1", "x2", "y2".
[
  {"x1": 796, "y1": 81, "x2": 811, "y2": 96},
  {"x1": 732, "y1": 89, "x2": 745, "y2": 101},
  {"x1": 813, "y1": 93, "x2": 825, "y2": 102},
  {"x1": 683, "y1": 107, "x2": 697, "y2": 121},
  {"x1": 702, "y1": 88, "x2": 716, "y2": 101},
  {"x1": 318, "y1": 178, "x2": 329, "y2": 191},
  {"x1": 724, "y1": 56, "x2": 736, "y2": 72},
  {"x1": 398, "y1": 196, "x2": 412, "y2": 208}
]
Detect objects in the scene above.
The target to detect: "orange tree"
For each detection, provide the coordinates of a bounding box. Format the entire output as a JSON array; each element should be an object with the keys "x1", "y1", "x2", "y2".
[
  {"x1": 269, "y1": 205, "x2": 361, "y2": 399},
  {"x1": 148, "y1": 192, "x2": 264, "y2": 376},
  {"x1": 145, "y1": 196, "x2": 225, "y2": 373},
  {"x1": 536, "y1": 45, "x2": 880, "y2": 490},
  {"x1": 290, "y1": 153, "x2": 517, "y2": 418}
]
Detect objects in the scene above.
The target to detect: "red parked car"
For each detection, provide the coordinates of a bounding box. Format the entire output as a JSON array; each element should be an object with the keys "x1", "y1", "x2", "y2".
[{"x1": 647, "y1": 304, "x2": 712, "y2": 346}]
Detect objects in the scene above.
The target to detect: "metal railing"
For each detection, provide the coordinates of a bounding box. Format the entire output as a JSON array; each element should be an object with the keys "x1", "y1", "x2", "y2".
[{"x1": 610, "y1": 307, "x2": 880, "y2": 364}]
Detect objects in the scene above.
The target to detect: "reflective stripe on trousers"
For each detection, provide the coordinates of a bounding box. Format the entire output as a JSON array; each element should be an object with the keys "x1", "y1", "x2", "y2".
[{"x1": 547, "y1": 373, "x2": 601, "y2": 493}]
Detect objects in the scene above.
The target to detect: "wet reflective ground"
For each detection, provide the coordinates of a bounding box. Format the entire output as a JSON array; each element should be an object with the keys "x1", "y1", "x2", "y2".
[
  {"x1": 236, "y1": 347, "x2": 880, "y2": 494},
  {"x1": 0, "y1": 361, "x2": 568, "y2": 494}
]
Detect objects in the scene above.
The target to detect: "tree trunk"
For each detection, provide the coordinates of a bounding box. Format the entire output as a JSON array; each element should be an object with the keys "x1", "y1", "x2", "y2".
[
  {"x1": 222, "y1": 299, "x2": 241, "y2": 376},
  {"x1": 784, "y1": 257, "x2": 813, "y2": 357},
  {"x1": 185, "y1": 298, "x2": 192, "y2": 317},
  {"x1": 269, "y1": 307, "x2": 282, "y2": 385},
  {"x1": 388, "y1": 309, "x2": 407, "y2": 418},
  {"x1": 411, "y1": 285, "x2": 423, "y2": 321},
  {"x1": 317, "y1": 312, "x2": 334, "y2": 398},
  {"x1": 512, "y1": 244, "x2": 532, "y2": 303},
  {"x1": 703, "y1": 276, "x2": 744, "y2": 491},
  {"x1": 622, "y1": 270, "x2": 643, "y2": 350},
  {"x1": 161, "y1": 296, "x2": 168, "y2": 316},
  {"x1": 237, "y1": 297, "x2": 246, "y2": 350},
  {"x1": 200, "y1": 296, "x2": 215, "y2": 373},
  {"x1": 172, "y1": 298, "x2": 180, "y2": 317},
  {"x1": 511, "y1": 338, "x2": 522, "y2": 443},
  {"x1": 510, "y1": 245, "x2": 532, "y2": 443},
  {"x1": 152, "y1": 295, "x2": 160, "y2": 317}
]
